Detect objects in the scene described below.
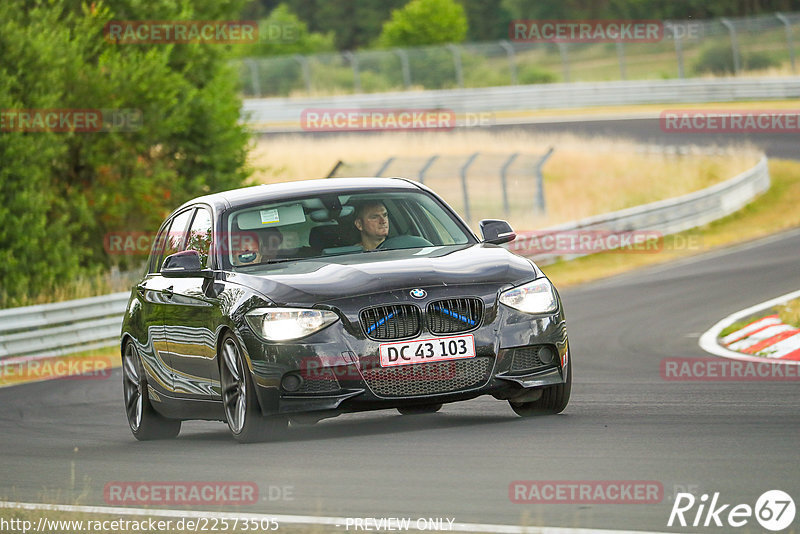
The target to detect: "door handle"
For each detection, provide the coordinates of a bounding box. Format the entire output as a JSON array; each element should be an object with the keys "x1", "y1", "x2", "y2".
[{"x1": 164, "y1": 286, "x2": 174, "y2": 298}]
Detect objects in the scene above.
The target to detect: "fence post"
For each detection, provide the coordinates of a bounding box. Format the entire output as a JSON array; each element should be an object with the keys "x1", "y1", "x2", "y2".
[
  {"x1": 720, "y1": 18, "x2": 742, "y2": 74},
  {"x1": 326, "y1": 161, "x2": 344, "y2": 178},
  {"x1": 460, "y1": 153, "x2": 479, "y2": 223},
  {"x1": 418, "y1": 155, "x2": 439, "y2": 185},
  {"x1": 616, "y1": 41, "x2": 626, "y2": 80},
  {"x1": 556, "y1": 43, "x2": 570, "y2": 82},
  {"x1": 393, "y1": 48, "x2": 412, "y2": 88},
  {"x1": 500, "y1": 153, "x2": 519, "y2": 217},
  {"x1": 293, "y1": 54, "x2": 312, "y2": 93},
  {"x1": 670, "y1": 24, "x2": 686, "y2": 78},
  {"x1": 499, "y1": 40, "x2": 518, "y2": 85},
  {"x1": 447, "y1": 44, "x2": 464, "y2": 88},
  {"x1": 343, "y1": 51, "x2": 361, "y2": 93},
  {"x1": 776, "y1": 13, "x2": 797, "y2": 74},
  {"x1": 535, "y1": 147, "x2": 554, "y2": 213},
  {"x1": 246, "y1": 59, "x2": 261, "y2": 97},
  {"x1": 375, "y1": 157, "x2": 395, "y2": 177}
]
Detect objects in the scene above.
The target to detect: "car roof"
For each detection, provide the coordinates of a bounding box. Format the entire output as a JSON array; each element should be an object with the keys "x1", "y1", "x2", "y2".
[{"x1": 179, "y1": 177, "x2": 421, "y2": 212}]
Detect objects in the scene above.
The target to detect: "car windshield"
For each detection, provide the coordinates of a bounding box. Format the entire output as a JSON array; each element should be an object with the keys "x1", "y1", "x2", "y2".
[{"x1": 222, "y1": 189, "x2": 473, "y2": 270}]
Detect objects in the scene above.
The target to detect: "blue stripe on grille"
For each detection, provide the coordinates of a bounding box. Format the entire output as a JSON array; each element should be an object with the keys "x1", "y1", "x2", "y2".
[
  {"x1": 431, "y1": 305, "x2": 476, "y2": 326},
  {"x1": 366, "y1": 311, "x2": 396, "y2": 334}
]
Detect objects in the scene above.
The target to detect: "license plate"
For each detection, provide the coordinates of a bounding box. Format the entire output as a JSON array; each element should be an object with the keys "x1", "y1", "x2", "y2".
[{"x1": 379, "y1": 334, "x2": 476, "y2": 367}]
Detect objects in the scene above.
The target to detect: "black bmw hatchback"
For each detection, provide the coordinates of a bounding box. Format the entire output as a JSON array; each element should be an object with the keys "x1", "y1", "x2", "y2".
[{"x1": 121, "y1": 178, "x2": 571, "y2": 442}]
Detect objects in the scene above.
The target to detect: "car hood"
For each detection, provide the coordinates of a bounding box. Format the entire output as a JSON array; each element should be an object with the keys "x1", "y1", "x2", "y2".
[{"x1": 225, "y1": 244, "x2": 538, "y2": 307}]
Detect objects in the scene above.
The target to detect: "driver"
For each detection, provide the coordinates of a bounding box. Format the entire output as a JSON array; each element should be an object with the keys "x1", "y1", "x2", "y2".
[{"x1": 353, "y1": 200, "x2": 389, "y2": 251}]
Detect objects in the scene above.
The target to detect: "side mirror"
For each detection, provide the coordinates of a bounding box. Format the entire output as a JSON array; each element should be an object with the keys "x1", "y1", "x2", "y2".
[
  {"x1": 480, "y1": 219, "x2": 516, "y2": 245},
  {"x1": 162, "y1": 250, "x2": 213, "y2": 278}
]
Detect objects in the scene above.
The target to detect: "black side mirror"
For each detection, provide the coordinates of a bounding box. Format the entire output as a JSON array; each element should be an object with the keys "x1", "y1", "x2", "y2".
[
  {"x1": 480, "y1": 219, "x2": 516, "y2": 245},
  {"x1": 162, "y1": 250, "x2": 213, "y2": 278}
]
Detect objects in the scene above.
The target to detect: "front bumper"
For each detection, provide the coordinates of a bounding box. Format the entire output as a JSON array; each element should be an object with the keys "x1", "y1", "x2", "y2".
[{"x1": 240, "y1": 288, "x2": 569, "y2": 417}]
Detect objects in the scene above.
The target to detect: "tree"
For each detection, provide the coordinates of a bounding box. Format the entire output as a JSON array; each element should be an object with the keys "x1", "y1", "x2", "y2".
[
  {"x1": 0, "y1": 0, "x2": 252, "y2": 307},
  {"x1": 378, "y1": 0, "x2": 469, "y2": 48}
]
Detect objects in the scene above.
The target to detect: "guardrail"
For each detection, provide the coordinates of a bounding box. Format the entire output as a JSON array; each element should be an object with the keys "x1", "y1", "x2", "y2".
[
  {"x1": 242, "y1": 77, "x2": 800, "y2": 132},
  {"x1": 0, "y1": 292, "x2": 129, "y2": 361},
  {"x1": 507, "y1": 155, "x2": 770, "y2": 264},
  {"x1": 0, "y1": 156, "x2": 770, "y2": 362}
]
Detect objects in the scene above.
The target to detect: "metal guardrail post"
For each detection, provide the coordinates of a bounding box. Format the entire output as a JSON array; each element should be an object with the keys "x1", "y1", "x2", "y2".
[
  {"x1": 375, "y1": 157, "x2": 395, "y2": 177},
  {"x1": 393, "y1": 48, "x2": 412, "y2": 88},
  {"x1": 247, "y1": 59, "x2": 261, "y2": 97},
  {"x1": 720, "y1": 18, "x2": 742, "y2": 74},
  {"x1": 616, "y1": 41, "x2": 626, "y2": 80},
  {"x1": 556, "y1": 43, "x2": 570, "y2": 82},
  {"x1": 418, "y1": 155, "x2": 438, "y2": 185},
  {"x1": 499, "y1": 40, "x2": 518, "y2": 85},
  {"x1": 326, "y1": 161, "x2": 344, "y2": 178},
  {"x1": 535, "y1": 147, "x2": 554, "y2": 213},
  {"x1": 460, "y1": 153, "x2": 479, "y2": 223},
  {"x1": 500, "y1": 153, "x2": 519, "y2": 217},
  {"x1": 447, "y1": 44, "x2": 464, "y2": 88},
  {"x1": 293, "y1": 54, "x2": 312, "y2": 93},
  {"x1": 776, "y1": 13, "x2": 797, "y2": 74},
  {"x1": 343, "y1": 51, "x2": 361, "y2": 93}
]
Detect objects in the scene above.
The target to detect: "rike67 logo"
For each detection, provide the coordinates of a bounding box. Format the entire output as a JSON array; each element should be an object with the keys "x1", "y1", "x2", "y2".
[{"x1": 668, "y1": 490, "x2": 795, "y2": 531}]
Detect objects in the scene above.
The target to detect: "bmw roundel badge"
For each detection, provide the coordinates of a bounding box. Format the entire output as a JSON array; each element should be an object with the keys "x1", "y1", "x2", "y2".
[{"x1": 410, "y1": 288, "x2": 427, "y2": 299}]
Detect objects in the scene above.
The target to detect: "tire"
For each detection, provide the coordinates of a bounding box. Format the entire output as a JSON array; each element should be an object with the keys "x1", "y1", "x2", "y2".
[
  {"x1": 397, "y1": 403, "x2": 443, "y2": 415},
  {"x1": 122, "y1": 341, "x2": 181, "y2": 440},
  {"x1": 509, "y1": 359, "x2": 572, "y2": 417},
  {"x1": 219, "y1": 333, "x2": 287, "y2": 443}
]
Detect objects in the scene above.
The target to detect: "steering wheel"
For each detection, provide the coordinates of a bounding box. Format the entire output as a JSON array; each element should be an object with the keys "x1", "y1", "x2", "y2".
[{"x1": 376, "y1": 235, "x2": 433, "y2": 250}]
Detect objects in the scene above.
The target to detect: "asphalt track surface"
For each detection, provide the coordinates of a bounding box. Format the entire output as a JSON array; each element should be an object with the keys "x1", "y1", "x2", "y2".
[
  {"x1": 2, "y1": 119, "x2": 799, "y2": 532},
  {"x1": 1, "y1": 225, "x2": 799, "y2": 532}
]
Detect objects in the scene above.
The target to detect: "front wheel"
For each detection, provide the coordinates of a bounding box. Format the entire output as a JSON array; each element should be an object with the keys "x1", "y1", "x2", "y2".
[
  {"x1": 509, "y1": 360, "x2": 572, "y2": 417},
  {"x1": 122, "y1": 342, "x2": 181, "y2": 440},
  {"x1": 220, "y1": 333, "x2": 287, "y2": 443}
]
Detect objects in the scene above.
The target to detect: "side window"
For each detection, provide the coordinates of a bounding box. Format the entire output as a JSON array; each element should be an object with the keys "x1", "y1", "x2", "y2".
[
  {"x1": 157, "y1": 209, "x2": 194, "y2": 272},
  {"x1": 148, "y1": 224, "x2": 169, "y2": 274},
  {"x1": 185, "y1": 208, "x2": 213, "y2": 268}
]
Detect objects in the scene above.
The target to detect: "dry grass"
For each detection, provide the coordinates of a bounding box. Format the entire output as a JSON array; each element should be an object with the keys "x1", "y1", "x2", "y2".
[
  {"x1": 542, "y1": 158, "x2": 800, "y2": 288},
  {"x1": 779, "y1": 298, "x2": 800, "y2": 328},
  {"x1": 248, "y1": 130, "x2": 760, "y2": 232}
]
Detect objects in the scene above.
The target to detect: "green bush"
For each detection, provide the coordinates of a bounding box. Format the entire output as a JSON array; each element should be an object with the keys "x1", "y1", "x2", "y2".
[
  {"x1": 0, "y1": 0, "x2": 251, "y2": 307},
  {"x1": 692, "y1": 41, "x2": 780, "y2": 74}
]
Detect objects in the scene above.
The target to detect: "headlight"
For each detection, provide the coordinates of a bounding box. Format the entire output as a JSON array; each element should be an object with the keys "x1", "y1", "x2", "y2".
[
  {"x1": 245, "y1": 308, "x2": 339, "y2": 341},
  {"x1": 499, "y1": 278, "x2": 558, "y2": 314}
]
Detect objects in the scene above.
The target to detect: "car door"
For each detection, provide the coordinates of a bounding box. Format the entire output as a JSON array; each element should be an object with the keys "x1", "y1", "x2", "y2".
[
  {"x1": 161, "y1": 206, "x2": 221, "y2": 400},
  {"x1": 137, "y1": 209, "x2": 194, "y2": 398}
]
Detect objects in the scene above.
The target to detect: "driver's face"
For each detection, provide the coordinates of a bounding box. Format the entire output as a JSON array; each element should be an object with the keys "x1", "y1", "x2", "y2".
[{"x1": 357, "y1": 205, "x2": 389, "y2": 240}]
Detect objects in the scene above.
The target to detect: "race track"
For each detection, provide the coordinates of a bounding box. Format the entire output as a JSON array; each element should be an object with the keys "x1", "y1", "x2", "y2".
[{"x1": 2, "y1": 226, "x2": 799, "y2": 532}]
